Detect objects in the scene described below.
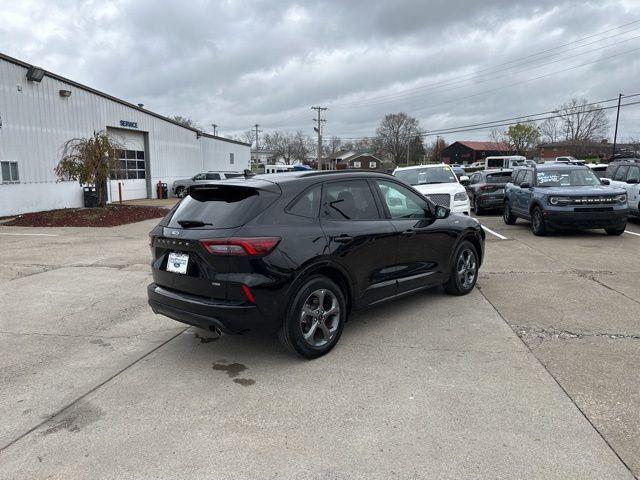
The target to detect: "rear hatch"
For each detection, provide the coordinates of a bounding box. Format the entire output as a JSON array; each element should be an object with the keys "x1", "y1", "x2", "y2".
[
  {"x1": 481, "y1": 172, "x2": 512, "y2": 192},
  {"x1": 151, "y1": 180, "x2": 281, "y2": 300}
]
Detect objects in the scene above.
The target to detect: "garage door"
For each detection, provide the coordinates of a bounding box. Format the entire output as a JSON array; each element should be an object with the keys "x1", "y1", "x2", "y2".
[{"x1": 107, "y1": 128, "x2": 148, "y2": 201}]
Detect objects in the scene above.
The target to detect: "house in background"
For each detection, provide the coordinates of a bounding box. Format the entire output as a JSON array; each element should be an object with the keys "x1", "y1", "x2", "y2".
[
  {"x1": 325, "y1": 151, "x2": 382, "y2": 170},
  {"x1": 441, "y1": 141, "x2": 513, "y2": 165}
]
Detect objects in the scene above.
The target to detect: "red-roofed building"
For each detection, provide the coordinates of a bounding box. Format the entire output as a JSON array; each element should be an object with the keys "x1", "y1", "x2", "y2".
[{"x1": 441, "y1": 141, "x2": 514, "y2": 165}]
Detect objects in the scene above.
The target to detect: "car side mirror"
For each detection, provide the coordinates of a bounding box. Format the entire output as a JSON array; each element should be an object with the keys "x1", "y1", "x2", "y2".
[
  {"x1": 627, "y1": 178, "x2": 639, "y2": 184},
  {"x1": 519, "y1": 182, "x2": 531, "y2": 189},
  {"x1": 459, "y1": 175, "x2": 470, "y2": 185},
  {"x1": 601, "y1": 178, "x2": 611, "y2": 185},
  {"x1": 434, "y1": 205, "x2": 450, "y2": 219}
]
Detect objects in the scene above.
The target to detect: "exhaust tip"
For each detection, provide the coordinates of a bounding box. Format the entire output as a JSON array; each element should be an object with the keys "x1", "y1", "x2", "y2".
[{"x1": 210, "y1": 326, "x2": 223, "y2": 336}]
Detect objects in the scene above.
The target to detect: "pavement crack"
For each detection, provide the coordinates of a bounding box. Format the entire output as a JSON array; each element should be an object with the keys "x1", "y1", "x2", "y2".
[
  {"x1": 579, "y1": 272, "x2": 640, "y2": 307},
  {"x1": 513, "y1": 324, "x2": 640, "y2": 342},
  {"x1": 0, "y1": 327, "x2": 188, "y2": 453},
  {"x1": 477, "y1": 287, "x2": 639, "y2": 480}
]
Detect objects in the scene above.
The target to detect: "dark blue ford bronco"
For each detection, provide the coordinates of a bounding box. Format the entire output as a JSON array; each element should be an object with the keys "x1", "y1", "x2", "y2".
[{"x1": 503, "y1": 163, "x2": 628, "y2": 236}]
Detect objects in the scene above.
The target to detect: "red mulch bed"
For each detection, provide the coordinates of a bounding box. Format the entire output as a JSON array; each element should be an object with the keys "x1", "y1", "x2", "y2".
[{"x1": 2, "y1": 205, "x2": 169, "y2": 227}]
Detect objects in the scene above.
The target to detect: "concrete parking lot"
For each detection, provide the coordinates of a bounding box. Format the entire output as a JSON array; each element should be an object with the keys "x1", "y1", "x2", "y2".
[{"x1": 1, "y1": 213, "x2": 639, "y2": 479}]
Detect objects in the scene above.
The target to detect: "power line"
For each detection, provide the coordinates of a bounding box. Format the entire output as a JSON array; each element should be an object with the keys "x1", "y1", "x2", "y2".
[
  {"x1": 330, "y1": 20, "x2": 640, "y2": 106},
  {"x1": 426, "y1": 94, "x2": 640, "y2": 135},
  {"x1": 335, "y1": 31, "x2": 640, "y2": 109},
  {"x1": 328, "y1": 100, "x2": 640, "y2": 140}
]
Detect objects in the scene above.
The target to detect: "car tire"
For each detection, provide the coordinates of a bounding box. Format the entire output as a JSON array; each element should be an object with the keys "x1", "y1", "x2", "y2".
[
  {"x1": 530, "y1": 206, "x2": 547, "y2": 236},
  {"x1": 175, "y1": 186, "x2": 186, "y2": 198},
  {"x1": 473, "y1": 197, "x2": 483, "y2": 215},
  {"x1": 444, "y1": 240, "x2": 479, "y2": 296},
  {"x1": 605, "y1": 225, "x2": 626, "y2": 236},
  {"x1": 503, "y1": 201, "x2": 517, "y2": 225},
  {"x1": 278, "y1": 275, "x2": 346, "y2": 359}
]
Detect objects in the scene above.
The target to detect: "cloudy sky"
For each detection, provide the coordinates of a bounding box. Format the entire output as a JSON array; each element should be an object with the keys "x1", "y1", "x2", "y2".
[{"x1": 2, "y1": 0, "x2": 640, "y2": 143}]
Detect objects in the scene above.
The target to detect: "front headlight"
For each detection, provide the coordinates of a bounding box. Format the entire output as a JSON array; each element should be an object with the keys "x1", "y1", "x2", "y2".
[
  {"x1": 616, "y1": 194, "x2": 627, "y2": 203},
  {"x1": 549, "y1": 196, "x2": 559, "y2": 205},
  {"x1": 454, "y1": 192, "x2": 468, "y2": 202}
]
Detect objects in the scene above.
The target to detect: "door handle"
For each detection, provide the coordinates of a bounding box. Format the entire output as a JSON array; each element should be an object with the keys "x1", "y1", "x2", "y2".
[
  {"x1": 333, "y1": 234, "x2": 354, "y2": 243},
  {"x1": 402, "y1": 229, "x2": 416, "y2": 237}
]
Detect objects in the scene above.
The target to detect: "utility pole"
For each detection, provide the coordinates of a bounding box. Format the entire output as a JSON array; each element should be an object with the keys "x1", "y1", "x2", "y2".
[
  {"x1": 612, "y1": 93, "x2": 623, "y2": 158},
  {"x1": 253, "y1": 124, "x2": 262, "y2": 164},
  {"x1": 311, "y1": 107, "x2": 327, "y2": 170},
  {"x1": 211, "y1": 124, "x2": 218, "y2": 136}
]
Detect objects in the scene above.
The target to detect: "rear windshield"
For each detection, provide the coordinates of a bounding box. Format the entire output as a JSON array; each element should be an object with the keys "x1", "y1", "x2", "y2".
[
  {"x1": 167, "y1": 185, "x2": 278, "y2": 229},
  {"x1": 485, "y1": 173, "x2": 512, "y2": 184}
]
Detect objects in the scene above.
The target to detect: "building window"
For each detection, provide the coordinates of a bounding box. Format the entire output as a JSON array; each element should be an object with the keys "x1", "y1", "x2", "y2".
[
  {"x1": 353, "y1": 161, "x2": 361, "y2": 168},
  {"x1": 113, "y1": 150, "x2": 146, "y2": 179},
  {"x1": 230, "y1": 153, "x2": 235, "y2": 165},
  {"x1": 1, "y1": 161, "x2": 19, "y2": 183},
  {"x1": 369, "y1": 161, "x2": 376, "y2": 168}
]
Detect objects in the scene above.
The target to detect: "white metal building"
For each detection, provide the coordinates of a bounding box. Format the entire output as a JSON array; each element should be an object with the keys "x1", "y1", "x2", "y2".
[{"x1": 0, "y1": 52, "x2": 250, "y2": 217}]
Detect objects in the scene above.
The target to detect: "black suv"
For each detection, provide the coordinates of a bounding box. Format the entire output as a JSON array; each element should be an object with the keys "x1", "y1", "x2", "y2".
[
  {"x1": 148, "y1": 171, "x2": 485, "y2": 358},
  {"x1": 503, "y1": 163, "x2": 628, "y2": 236},
  {"x1": 464, "y1": 169, "x2": 513, "y2": 214}
]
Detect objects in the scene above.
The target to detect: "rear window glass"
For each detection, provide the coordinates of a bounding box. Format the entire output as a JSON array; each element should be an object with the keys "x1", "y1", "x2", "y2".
[
  {"x1": 485, "y1": 173, "x2": 512, "y2": 184},
  {"x1": 167, "y1": 186, "x2": 278, "y2": 229},
  {"x1": 224, "y1": 173, "x2": 245, "y2": 179}
]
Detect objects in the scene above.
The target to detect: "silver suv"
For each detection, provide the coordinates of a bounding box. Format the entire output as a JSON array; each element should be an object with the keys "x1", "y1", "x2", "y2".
[
  {"x1": 172, "y1": 171, "x2": 246, "y2": 197},
  {"x1": 604, "y1": 159, "x2": 640, "y2": 217}
]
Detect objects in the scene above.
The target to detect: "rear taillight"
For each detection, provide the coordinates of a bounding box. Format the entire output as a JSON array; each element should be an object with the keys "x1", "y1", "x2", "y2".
[
  {"x1": 201, "y1": 237, "x2": 281, "y2": 256},
  {"x1": 480, "y1": 185, "x2": 496, "y2": 191}
]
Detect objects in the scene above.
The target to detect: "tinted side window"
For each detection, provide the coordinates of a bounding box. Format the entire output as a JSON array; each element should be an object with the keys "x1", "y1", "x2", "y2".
[
  {"x1": 205, "y1": 173, "x2": 220, "y2": 180},
  {"x1": 287, "y1": 185, "x2": 321, "y2": 218},
  {"x1": 322, "y1": 180, "x2": 380, "y2": 220},
  {"x1": 470, "y1": 173, "x2": 480, "y2": 184},
  {"x1": 613, "y1": 166, "x2": 629, "y2": 181},
  {"x1": 628, "y1": 166, "x2": 640, "y2": 182},
  {"x1": 604, "y1": 165, "x2": 618, "y2": 179},
  {"x1": 522, "y1": 170, "x2": 533, "y2": 185}
]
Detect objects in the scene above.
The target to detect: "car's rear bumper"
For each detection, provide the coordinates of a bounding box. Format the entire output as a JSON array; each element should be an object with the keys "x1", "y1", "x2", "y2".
[
  {"x1": 477, "y1": 194, "x2": 505, "y2": 208},
  {"x1": 147, "y1": 283, "x2": 271, "y2": 334},
  {"x1": 544, "y1": 208, "x2": 628, "y2": 229}
]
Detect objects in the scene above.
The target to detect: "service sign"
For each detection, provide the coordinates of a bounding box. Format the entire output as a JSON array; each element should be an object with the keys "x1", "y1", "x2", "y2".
[{"x1": 120, "y1": 120, "x2": 138, "y2": 129}]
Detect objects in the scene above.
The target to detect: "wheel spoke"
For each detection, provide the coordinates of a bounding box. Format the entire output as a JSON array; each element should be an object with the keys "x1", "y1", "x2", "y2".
[
  {"x1": 316, "y1": 290, "x2": 326, "y2": 309},
  {"x1": 302, "y1": 306, "x2": 317, "y2": 318},
  {"x1": 318, "y1": 322, "x2": 333, "y2": 341},
  {"x1": 303, "y1": 319, "x2": 319, "y2": 341}
]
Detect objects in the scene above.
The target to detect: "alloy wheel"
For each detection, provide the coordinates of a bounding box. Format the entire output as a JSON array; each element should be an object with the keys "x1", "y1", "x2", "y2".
[
  {"x1": 456, "y1": 248, "x2": 477, "y2": 290},
  {"x1": 299, "y1": 289, "x2": 341, "y2": 348}
]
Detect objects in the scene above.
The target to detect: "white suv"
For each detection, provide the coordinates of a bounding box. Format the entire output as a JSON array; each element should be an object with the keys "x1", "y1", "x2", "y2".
[
  {"x1": 393, "y1": 164, "x2": 471, "y2": 215},
  {"x1": 604, "y1": 160, "x2": 640, "y2": 217}
]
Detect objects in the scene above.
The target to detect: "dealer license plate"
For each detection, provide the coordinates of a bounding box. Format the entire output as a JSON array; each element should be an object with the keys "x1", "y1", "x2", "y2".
[{"x1": 166, "y1": 252, "x2": 189, "y2": 274}]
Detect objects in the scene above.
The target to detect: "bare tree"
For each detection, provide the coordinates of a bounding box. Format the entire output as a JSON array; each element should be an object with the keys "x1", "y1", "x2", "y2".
[
  {"x1": 539, "y1": 117, "x2": 562, "y2": 143},
  {"x1": 324, "y1": 136, "x2": 343, "y2": 156},
  {"x1": 54, "y1": 131, "x2": 123, "y2": 208},
  {"x1": 171, "y1": 115, "x2": 202, "y2": 130},
  {"x1": 291, "y1": 131, "x2": 312, "y2": 162},
  {"x1": 425, "y1": 137, "x2": 448, "y2": 163},
  {"x1": 556, "y1": 98, "x2": 609, "y2": 143},
  {"x1": 375, "y1": 113, "x2": 421, "y2": 166}
]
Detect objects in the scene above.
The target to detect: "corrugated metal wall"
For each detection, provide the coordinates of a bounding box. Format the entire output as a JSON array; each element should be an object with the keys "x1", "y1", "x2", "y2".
[{"x1": 0, "y1": 56, "x2": 250, "y2": 214}]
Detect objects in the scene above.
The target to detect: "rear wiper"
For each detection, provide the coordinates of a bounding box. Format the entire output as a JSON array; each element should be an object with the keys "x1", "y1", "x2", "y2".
[{"x1": 177, "y1": 220, "x2": 213, "y2": 228}]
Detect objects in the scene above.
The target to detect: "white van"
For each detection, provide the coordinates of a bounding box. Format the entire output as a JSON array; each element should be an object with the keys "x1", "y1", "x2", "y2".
[
  {"x1": 484, "y1": 155, "x2": 527, "y2": 169},
  {"x1": 264, "y1": 164, "x2": 296, "y2": 174}
]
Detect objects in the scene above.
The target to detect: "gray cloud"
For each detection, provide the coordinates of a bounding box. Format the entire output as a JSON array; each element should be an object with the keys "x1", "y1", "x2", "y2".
[{"x1": 1, "y1": 0, "x2": 639, "y2": 141}]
